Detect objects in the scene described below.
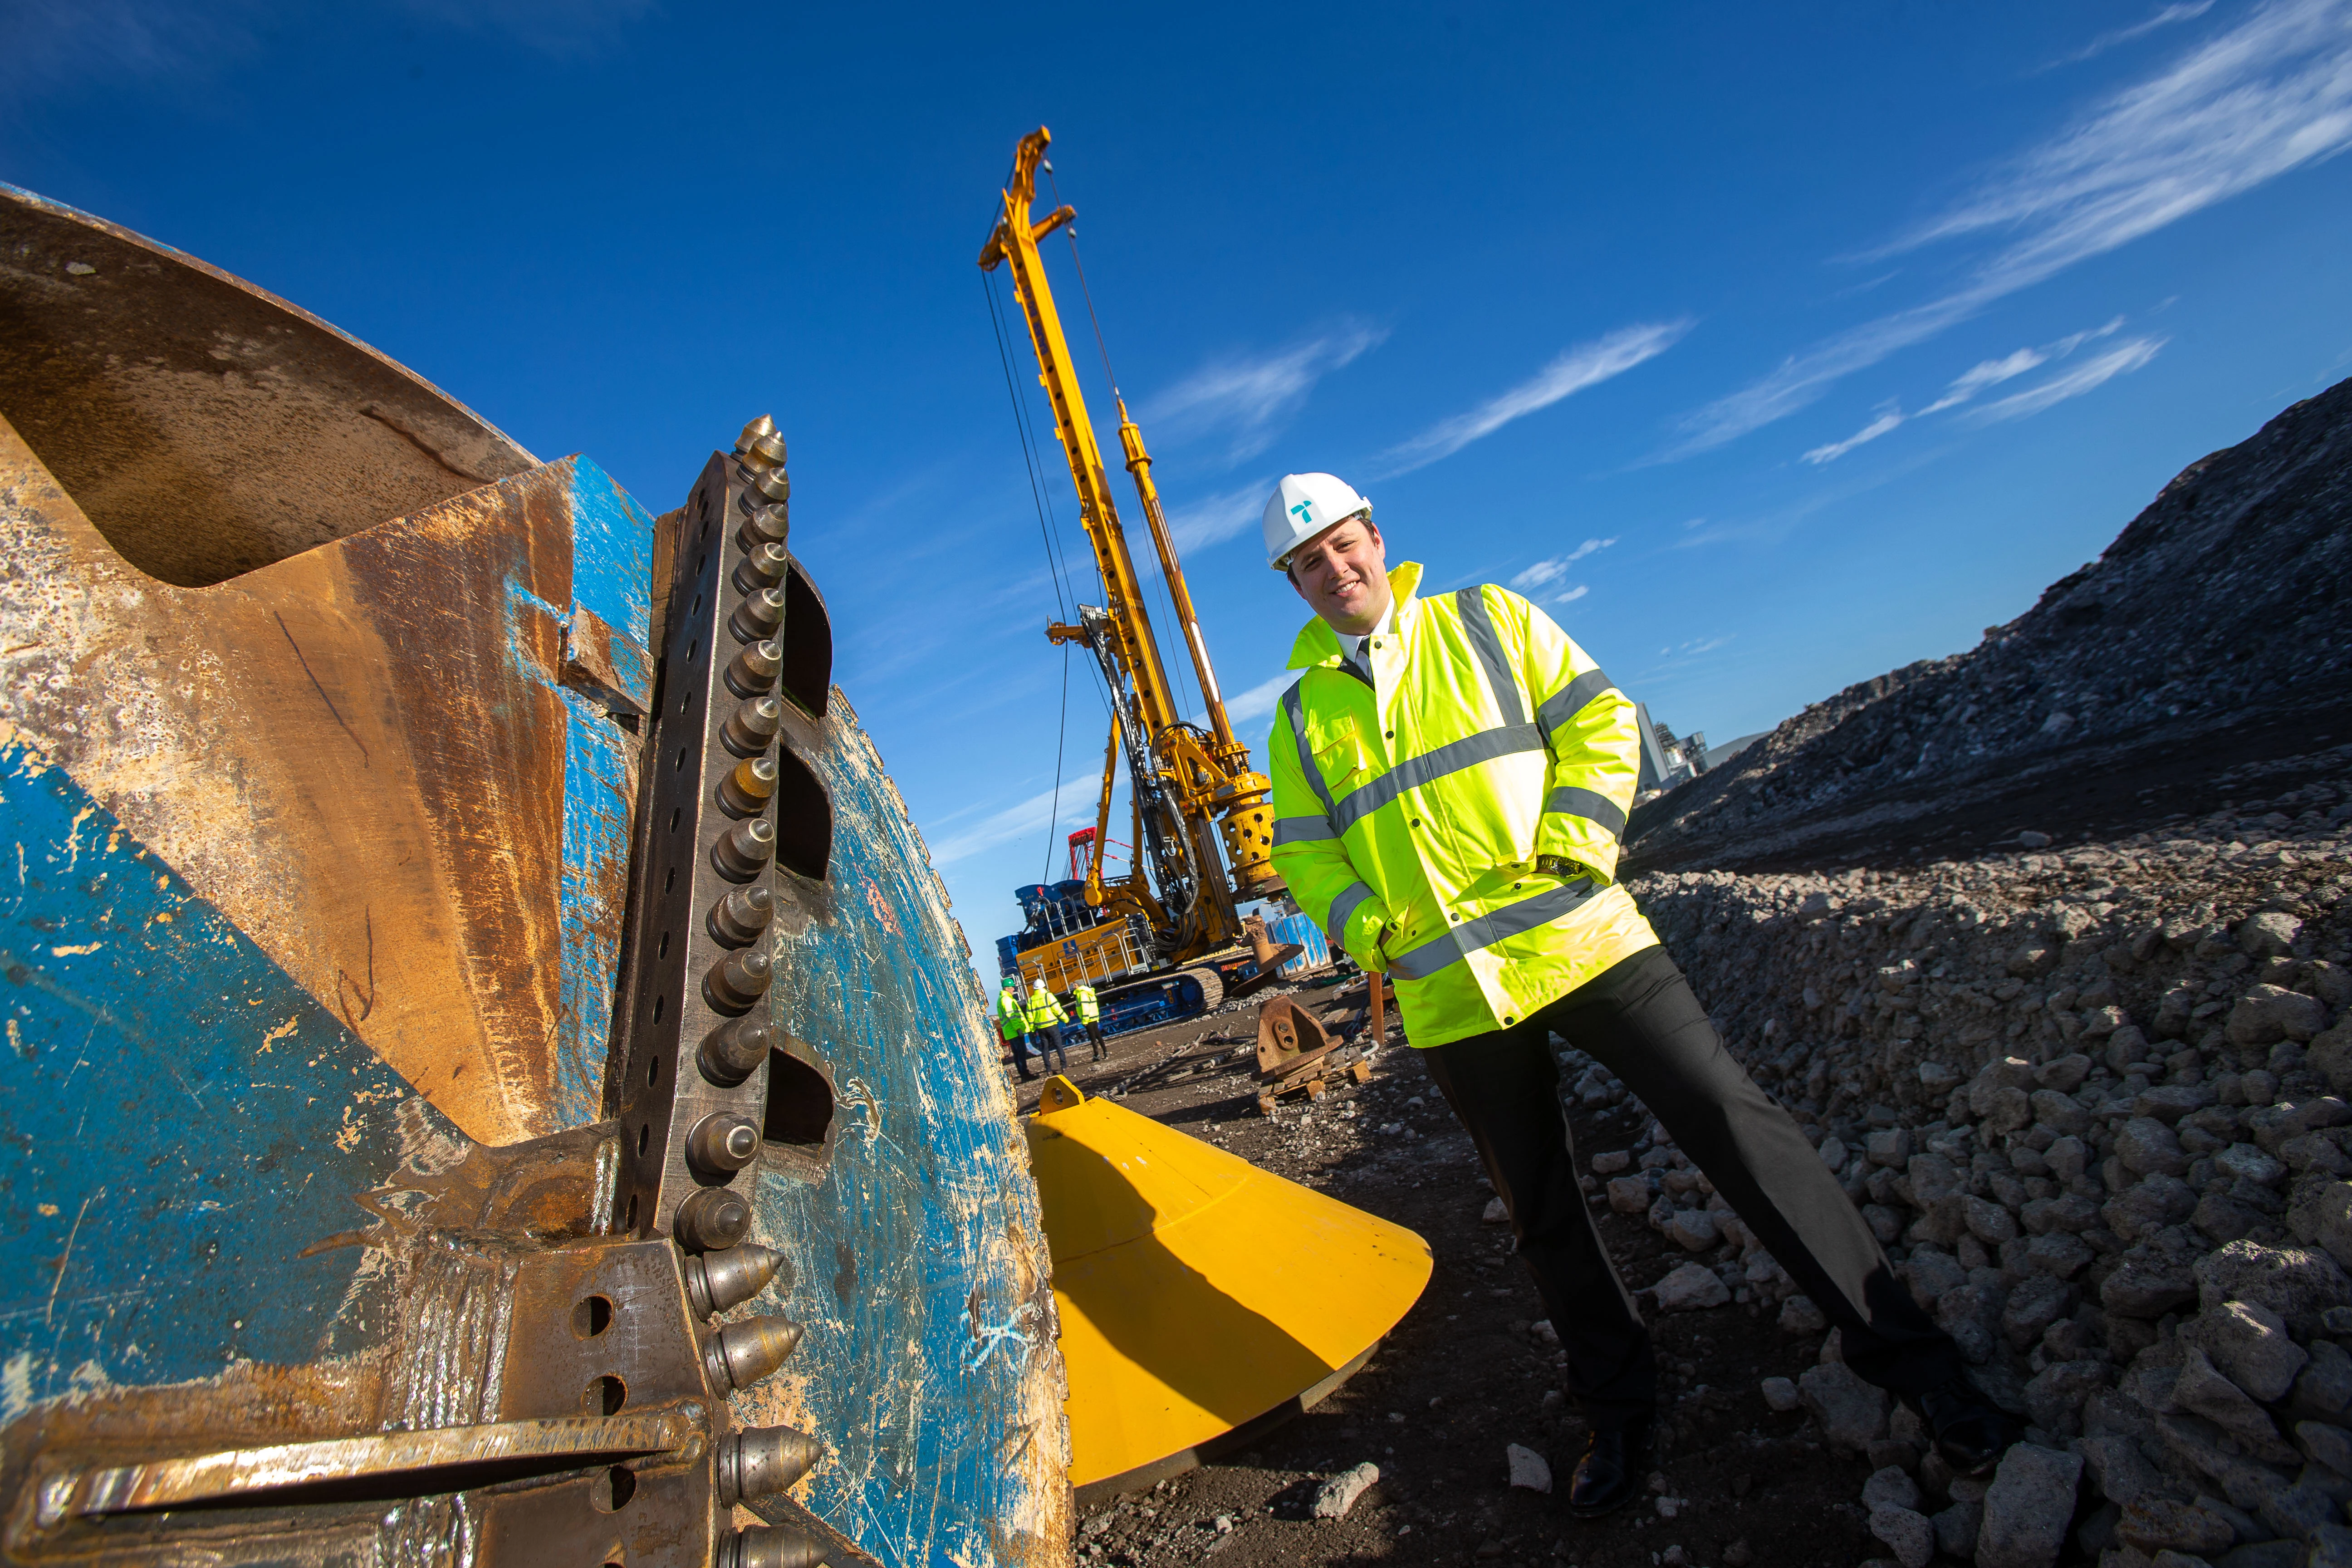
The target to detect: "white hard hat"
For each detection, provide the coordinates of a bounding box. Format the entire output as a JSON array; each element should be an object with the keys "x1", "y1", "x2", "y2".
[{"x1": 1262, "y1": 473, "x2": 1371, "y2": 570}]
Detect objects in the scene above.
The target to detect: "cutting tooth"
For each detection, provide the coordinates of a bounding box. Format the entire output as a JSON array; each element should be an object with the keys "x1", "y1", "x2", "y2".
[
  {"x1": 717, "y1": 1526, "x2": 827, "y2": 1568},
  {"x1": 684, "y1": 1242, "x2": 787, "y2": 1318},
  {"x1": 702, "y1": 1315, "x2": 804, "y2": 1391},
  {"x1": 715, "y1": 1424, "x2": 825, "y2": 1505},
  {"x1": 674, "y1": 1186, "x2": 753, "y2": 1253}
]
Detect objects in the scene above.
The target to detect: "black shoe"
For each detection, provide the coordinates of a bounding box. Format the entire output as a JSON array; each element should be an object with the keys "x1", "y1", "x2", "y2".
[
  {"x1": 1906, "y1": 1374, "x2": 2021, "y2": 1476},
  {"x1": 1562, "y1": 1420, "x2": 1648, "y2": 1519}
]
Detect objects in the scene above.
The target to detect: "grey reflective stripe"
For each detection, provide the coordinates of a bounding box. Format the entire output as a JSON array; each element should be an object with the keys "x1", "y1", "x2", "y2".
[
  {"x1": 1535, "y1": 667, "x2": 1617, "y2": 745},
  {"x1": 1272, "y1": 815, "x2": 1337, "y2": 846},
  {"x1": 1329, "y1": 722, "x2": 1544, "y2": 836},
  {"x1": 1326, "y1": 880, "x2": 1375, "y2": 951},
  {"x1": 1545, "y1": 785, "x2": 1628, "y2": 841},
  {"x1": 1455, "y1": 585, "x2": 1526, "y2": 727},
  {"x1": 1386, "y1": 877, "x2": 1599, "y2": 981},
  {"x1": 1280, "y1": 681, "x2": 1336, "y2": 816}
]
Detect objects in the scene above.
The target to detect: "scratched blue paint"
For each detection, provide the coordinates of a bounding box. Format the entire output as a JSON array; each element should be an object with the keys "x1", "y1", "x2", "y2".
[
  {"x1": 550, "y1": 461, "x2": 656, "y2": 1125},
  {"x1": 566, "y1": 459, "x2": 656, "y2": 704},
  {"x1": 756, "y1": 706, "x2": 1059, "y2": 1568},
  {"x1": 491, "y1": 457, "x2": 657, "y2": 1131},
  {"x1": 0, "y1": 735, "x2": 440, "y2": 1416},
  {"x1": 551, "y1": 683, "x2": 636, "y2": 1129}
]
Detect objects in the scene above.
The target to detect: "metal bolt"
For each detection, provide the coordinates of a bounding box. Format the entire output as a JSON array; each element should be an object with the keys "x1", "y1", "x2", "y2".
[
  {"x1": 713, "y1": 818, "x2": 776, "y2": 881},
  {"x1": 719, "y1": 754, "x2": 779, "y2": 818},
  {"x1": 710, "y1": 883, "x2": 775, "y2": 946},
  {"x1": 698, "y1": 1016, "x2": 774, "y2": 1087},
  {"x1": 734, "y1": 415, "x2": 788, "y2": 470},
  {"x1": 701, "y1": 1315, "x2": 804, "y2": 1392},
  {"x1": 722, "y1": 696, "x2": 784, "y2": 757},
  {"x1": 738, "y1": 495, "x2": 790, "y2": 547},
  {"x1": 717, "y1": 1525, "x2": 827, "y2": 1568},
  {"x1": 706, "y1": 949, "x2": 774, "y2": 1013},
  {"x1": 733, "y1": 541, "x2": 790, "y2": 594},
  {"x1": 687, "y1": 1111, "x2": 763, "y2": 1177},
  {"x1": 715, "y1": 1426, "x2": 825, "y2": 1506},
  {"x1": 674, "y1": 1186, "x2": 753, "y2": 1253},
  {"x1": 683, "y1": 1243, "x2": 786, "y2": 1319},
  {"x1": 725, "y1": 638, "x2": 783, "y2": 699},
  {"x1": 730, "y1": 586, "x2": 785, "y2": 643}
]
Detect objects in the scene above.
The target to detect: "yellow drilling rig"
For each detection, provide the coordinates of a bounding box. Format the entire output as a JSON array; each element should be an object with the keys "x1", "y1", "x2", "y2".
[{"x1": 980, "y1": 127, "x2": 1302, "y2": 1026}]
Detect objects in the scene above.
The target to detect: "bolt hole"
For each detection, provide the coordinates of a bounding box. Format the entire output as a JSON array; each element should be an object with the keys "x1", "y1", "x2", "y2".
[
  {"x1": 646, "y1": 1054, "x2": 659, "y2": 1087},
  {"x1": 636, "y1": 1122, "x2": 650, "y2": 1156},
  {"x1": 664, "y1": 867, "x2": 676, "y2": 893},
  {"x1": 624, "y1": 1193, "x2": 638, "y2": 1230},
  {"x1": 668, "y1": 807, "x2": 681, "y2": 832},
  {"x1": 653, "y1": 993, "x2": 665, "y2": 1022},
  {"x1": 571, "y1": 1294, "x2": 614, "y2": 1339},
  {"x1": 592, "y1": 1463, "x2": 637, "y2": 1513},
  {"x1": 657, "y1": 931, "x2": 670, "y2": 959},
  {"x1": 583, "y1": 1375, "x2": 627, "y2": 1417},
  {"x1": 674, "y1": 745, "x2": 688, "y2": 772}
]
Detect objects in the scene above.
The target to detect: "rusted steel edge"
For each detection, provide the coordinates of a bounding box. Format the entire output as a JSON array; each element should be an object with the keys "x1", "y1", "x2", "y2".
[
  {"x1": 0, "y1": 182, "x2": 540, "y2": 475},
  {"x1": 42, "y1": 1410, "x2": 699, "y2": 1522}
]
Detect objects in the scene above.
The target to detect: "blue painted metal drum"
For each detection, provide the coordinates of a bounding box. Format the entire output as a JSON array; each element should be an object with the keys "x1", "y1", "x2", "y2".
[{"x1": 0, "y1": 186, "x2": 1066, "y2": 1568}]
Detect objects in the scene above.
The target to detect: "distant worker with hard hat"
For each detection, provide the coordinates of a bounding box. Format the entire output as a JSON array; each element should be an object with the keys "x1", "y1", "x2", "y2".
[
  {"x1": 1256, "y1": 473, "x2": 2012, "y2": 1517},
  {"x1": 997, "y1": 975, "x2": 1037, "y2": 1081},
  {"x1": 1025, "y1": 977, "x2": 1072, "y2": 1075},
  {"x1": 1072, "y1": 980, "x2": 1107, "y2": 1061}
]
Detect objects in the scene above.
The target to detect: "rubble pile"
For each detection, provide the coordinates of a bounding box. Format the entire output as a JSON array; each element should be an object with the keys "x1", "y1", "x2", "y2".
[
  {"x1": 1628, "y1": 376, "x2": 2352, "y2": 872},
  {"x1": 1568, "y1": 775, "x2": 2352, "y2": 1564}
]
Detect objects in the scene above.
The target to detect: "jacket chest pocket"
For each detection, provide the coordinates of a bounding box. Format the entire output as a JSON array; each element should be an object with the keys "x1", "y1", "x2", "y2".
[{"x1": 1307, "y1": 720, "x2": 1377, "y2": 795}]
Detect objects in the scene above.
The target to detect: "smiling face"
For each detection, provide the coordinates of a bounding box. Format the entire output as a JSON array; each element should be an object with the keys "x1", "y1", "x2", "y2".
[{"x1": 1285, "y1": 515, "x2": 1392, "y2": 637}]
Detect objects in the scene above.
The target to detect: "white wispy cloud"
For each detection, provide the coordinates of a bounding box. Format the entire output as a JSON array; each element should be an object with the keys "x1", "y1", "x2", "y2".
[
  {"x1": 1802, "y1": 318, "x2": 2133, "y2": 462},
  {"x1": 1920, "y1": 347, "x2": 2052, "y2": 412},
  {"x1": 2041, "y1": 1, "x2": 2216, "y2": 69},
  {"x1": 1160, "y1": 478, "x2": 1274, "y2": 553},
  {"x1": 1509, "y1": 538, "x2": 1617, "y2": 590},
  {"x1": 1671, "y1": 0, "x2": 2352, "y2": 456},
  {"x1": 1221, "y1": 673, "x2": 1293, "y2": 725},
  {"x1": 1380, "y1": 321, "x2": 1693, "y2": 477},
  {"x1": 1141, "y1": 322, "x2": 1386, "y2": 462},
  {"x1": 1802, "y1": 407, "x2": 1907, "y2": 466},
  {"x1": 1968, "y1": 336, "x2": 2167, "y2": 421},
  {"x1": 1550, "y1": 584, "x2": 1592, "y2": 605},
  {"x1": 930, "y1": 769, "x2": 1106, "y2": 865}
]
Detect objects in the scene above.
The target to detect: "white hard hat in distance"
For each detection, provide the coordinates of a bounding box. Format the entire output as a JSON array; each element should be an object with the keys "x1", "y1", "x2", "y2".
[{"x1": 1263, "y1": 473, "x2": 1371, "y2": 570}]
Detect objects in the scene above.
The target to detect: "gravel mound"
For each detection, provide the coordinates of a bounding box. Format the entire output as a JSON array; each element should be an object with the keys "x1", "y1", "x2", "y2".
[
  {"x1": 1627, "y1": 376, "x2": 2352, "y2": 872},
  {"x1": 1594, "y1": 766, "x2": 2352, "y2": 1561}
]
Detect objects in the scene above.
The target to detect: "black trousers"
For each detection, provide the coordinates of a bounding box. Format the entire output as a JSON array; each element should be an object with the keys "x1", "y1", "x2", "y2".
[{"x1": 1420, "y1": 944, "x2": 1963, "y2": 1430}]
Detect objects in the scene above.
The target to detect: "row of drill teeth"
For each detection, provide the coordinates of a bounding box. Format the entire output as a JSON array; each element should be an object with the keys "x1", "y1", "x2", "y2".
[{"x1": 700, "y1": 422, "x2": 835, "y2": 1568}]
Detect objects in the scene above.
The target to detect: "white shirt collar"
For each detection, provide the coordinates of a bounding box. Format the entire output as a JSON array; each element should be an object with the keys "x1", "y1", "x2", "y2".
[{"x1": 1336, "y1": 601, "x2": 1396, "y2": 662}]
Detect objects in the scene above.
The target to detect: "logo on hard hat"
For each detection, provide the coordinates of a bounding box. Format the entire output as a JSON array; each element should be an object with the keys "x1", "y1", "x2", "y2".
[{"x1": 1290, "y1": 500, "x2": 1314, "y2": 528}]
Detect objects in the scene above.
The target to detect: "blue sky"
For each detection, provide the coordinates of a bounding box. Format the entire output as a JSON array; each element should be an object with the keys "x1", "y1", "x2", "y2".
[{"x1": 7, "y1": 1, "x2": 2350, "y2": 966}]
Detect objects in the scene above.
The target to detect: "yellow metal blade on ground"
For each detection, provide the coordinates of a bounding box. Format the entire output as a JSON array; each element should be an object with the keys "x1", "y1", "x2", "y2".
[{"x1": 1025, "y1": 1076, "x2": 1432, "y2": 1491}]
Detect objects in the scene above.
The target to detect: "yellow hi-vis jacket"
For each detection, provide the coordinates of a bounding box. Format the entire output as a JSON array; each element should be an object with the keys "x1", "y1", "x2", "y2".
[
  {"x1": 1025, "y1": 985, "x2": 1069, "y2": 1029},
  {"x1": 996, "y1": 985, "x2": 1028, "y2": 1040},
  {"x1": 1073, "y1": 984, "x2": 1100, "y2": 1024},
  {"x1": 1267, "y1": 561, "x2": 1659, "y2": 1049}
]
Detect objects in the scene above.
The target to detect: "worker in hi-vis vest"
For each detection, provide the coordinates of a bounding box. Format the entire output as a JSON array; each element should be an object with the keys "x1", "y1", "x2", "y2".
[
  {"x1": 1257, "y1": 474, "x2": 2014, "y2": 1519},
  {"x1": 1072, "y1": 981, "x2": 1107, "y2": 1061},
  {"x1": 1024, "y1": 978, "x2": 1071, "y2": 1074},
  {"x1": 997, "y1": 975, "x2": 1036, "y2": 1082}
]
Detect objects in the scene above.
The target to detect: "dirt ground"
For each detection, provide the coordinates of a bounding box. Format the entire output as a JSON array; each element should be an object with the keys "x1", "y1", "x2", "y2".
[{"x1": 1009, "y1": 983, "x2": 1887, "y2": 1568}]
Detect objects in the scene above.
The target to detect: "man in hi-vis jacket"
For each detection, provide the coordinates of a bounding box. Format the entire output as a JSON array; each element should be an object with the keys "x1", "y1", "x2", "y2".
[{"x1": 1258, "y1": 473, "x2": 2015, "y2": 1518}]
